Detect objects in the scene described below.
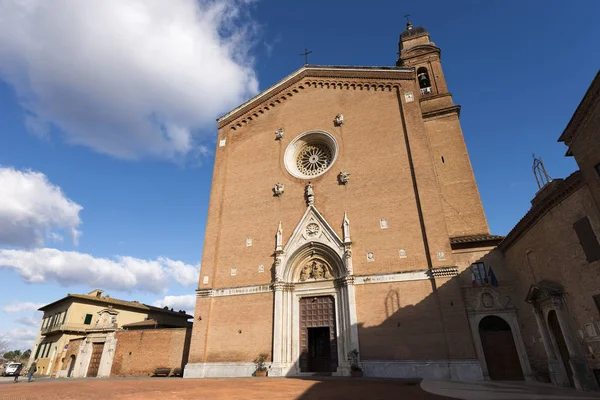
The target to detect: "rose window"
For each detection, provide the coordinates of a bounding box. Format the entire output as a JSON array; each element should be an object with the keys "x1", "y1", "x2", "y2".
[
  {"x1": 296, "y1": 144, "x2": 332, "y2": 176},
  {"x1": 284, "y1": 131, "x2": 338, "y2": 179}
]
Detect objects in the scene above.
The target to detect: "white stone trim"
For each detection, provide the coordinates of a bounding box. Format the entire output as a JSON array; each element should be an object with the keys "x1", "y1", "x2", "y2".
[
  {"x1": 195, "y1": 270, "x2": 442, "y2": 299},
  {"x1": 184, "y1": 362, "x2": 257, "y2": 378},
  {"x1": 361, "y1": 360, "x2": 483, "y2": 381},
  {"x1": 355, "y1": 270, "x2": 430, "y2": 284},
  {"x1": 197, "y1": 284, "x2": 271, "y2": 298}
]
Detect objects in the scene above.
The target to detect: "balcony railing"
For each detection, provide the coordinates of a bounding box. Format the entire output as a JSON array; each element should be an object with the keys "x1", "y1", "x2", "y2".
[
  {"x1": 41, "y1": 322, "x2": 88, "y2": 335},
  {"x1": 420, "y1": 86, "x2": 432, "y2": 95},
  {"x1": 40, "y1": 322, "x2": 118, "y2": 335}
]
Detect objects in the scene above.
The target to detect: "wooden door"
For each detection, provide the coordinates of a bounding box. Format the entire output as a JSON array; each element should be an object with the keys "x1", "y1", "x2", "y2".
[
  {"x1": 299, "y1": 296, "x2": 337, "y2": 373},
  {"x1": 86, "y1": 343, "x2": 104, "y2": 378},
  {"x1": 479, "y1": 316, "x2": 524, "y2": 380}
]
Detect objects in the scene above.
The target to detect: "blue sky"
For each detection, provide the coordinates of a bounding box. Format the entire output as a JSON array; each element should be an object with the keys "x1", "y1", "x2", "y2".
[{"x1": 0, "y1": 0, "x2": 599, "y2": 350}]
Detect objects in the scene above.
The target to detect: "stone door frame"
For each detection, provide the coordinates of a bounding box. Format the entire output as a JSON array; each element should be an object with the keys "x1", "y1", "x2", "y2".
[
  {"x1": 272, "y1": 277, "x2": 358, "y2": 376},
  {"x1": 468, "y1": 310, "x2": 533, "y2": 381}
]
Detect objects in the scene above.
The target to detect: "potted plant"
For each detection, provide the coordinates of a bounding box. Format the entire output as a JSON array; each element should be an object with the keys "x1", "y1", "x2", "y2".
[
  {"x1": 253, "y1": 353, "x2": 268, "y2": 377},
  {"x1": 348, "y1": 349, "x2": 363, "y2": 377}
]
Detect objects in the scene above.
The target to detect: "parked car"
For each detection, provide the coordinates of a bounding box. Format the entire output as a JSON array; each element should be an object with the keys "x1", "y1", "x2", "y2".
[{"x1": 2, "y1": 363, "x2": 22, "y2": 376}]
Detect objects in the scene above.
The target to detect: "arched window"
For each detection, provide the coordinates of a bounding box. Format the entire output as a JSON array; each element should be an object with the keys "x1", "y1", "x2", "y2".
[{"x1": 417, "y1": 67, "x2": 432, "y2": 94}]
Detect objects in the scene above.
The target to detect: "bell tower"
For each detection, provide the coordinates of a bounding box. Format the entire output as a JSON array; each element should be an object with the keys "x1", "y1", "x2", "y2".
[
  {"x1": 397, "y1": 19, "x2": 490, "y2": 238},
  {"x1": 396, "y1": 19, "x2": 448, "y2": 96}
]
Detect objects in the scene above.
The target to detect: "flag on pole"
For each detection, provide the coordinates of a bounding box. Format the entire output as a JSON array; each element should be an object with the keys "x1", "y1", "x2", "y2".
[{"x1": 488, "y1": 266, "x2": 499, "y2": 287}]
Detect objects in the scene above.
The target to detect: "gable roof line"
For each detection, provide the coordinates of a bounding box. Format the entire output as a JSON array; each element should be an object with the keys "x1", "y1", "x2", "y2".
[
  {"x1": 217, "y1": 65, "x2": 414, "y2": 126},
  {"x1": 558, "y1": 70, "x2": 600, "y2": 144},
  {"x1": 282, "y1": 204, "x2": 344, "y2": 255}
]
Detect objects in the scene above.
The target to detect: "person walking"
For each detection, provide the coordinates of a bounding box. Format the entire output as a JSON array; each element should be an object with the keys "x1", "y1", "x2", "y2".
[
  {"x1": 27, "y1": 362, "x2": 37, "y2": 383},
  {"x1": 13, "y1": 364, "x2": 22, "y2": 383}
]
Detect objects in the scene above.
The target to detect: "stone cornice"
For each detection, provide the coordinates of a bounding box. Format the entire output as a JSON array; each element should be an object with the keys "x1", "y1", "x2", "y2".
[
  {"x1": 499, "y1": 171, "x2": 584, "y2": 252},
  {"x1": 218, "y1": 65, "x2": 414, "y2": 130},
  {"x1": 429, "y1": 266, "x2": 459, "y2": 278},
  {"x1": 422, "y1": 105, "x2": 461, "y2": 120},
  {"x1": 195, "y1": 268, "x2": 460, "y2": 298},
  {"x1": 400, "y1": 44, "x2": 441, "y2": 61}
]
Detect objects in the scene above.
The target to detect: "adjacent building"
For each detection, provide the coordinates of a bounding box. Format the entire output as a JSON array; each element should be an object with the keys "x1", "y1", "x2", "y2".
[
  {"x1": 30, "y1": 289, "x2": 191, "y2": 378},
  {"x1": 487, "y1": 71, "x2": 600, "y2": 390}
]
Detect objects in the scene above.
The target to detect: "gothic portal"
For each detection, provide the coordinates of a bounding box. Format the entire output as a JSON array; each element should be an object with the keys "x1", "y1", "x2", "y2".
[{"x1": 185, "y1": 21, "x2": 502, "y2": 379}]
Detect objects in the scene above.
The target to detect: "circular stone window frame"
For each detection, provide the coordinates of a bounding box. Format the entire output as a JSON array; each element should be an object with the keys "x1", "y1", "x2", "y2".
[{"x1": 284, "y1": 130, "x2": 339, "y2": 179}]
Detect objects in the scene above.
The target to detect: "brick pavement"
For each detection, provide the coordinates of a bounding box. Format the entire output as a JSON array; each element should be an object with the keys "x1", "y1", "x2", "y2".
[{"x1": 0, "y1": 377, "x2": 453, "y2": 400}]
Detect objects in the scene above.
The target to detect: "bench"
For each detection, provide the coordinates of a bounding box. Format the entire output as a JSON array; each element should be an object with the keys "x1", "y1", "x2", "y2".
[
  {"x1": 153, "y1": 368, "x2": 171, "y2": 377},
  {"x1": 171, "y1": 368, "x2": 183, "y2": 377}
]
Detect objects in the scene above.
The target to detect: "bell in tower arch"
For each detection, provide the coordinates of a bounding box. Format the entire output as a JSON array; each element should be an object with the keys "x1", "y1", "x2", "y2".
[{"x1": 417, "y1": 67, "x2": 431, "y2": 89}]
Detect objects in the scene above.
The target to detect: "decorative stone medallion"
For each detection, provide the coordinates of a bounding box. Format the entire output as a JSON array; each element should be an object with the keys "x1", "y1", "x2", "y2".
[
  {"x1": 306, "y1": 223, "x2": 320, "y2": 238},
  {"x1": 481, "y1": 292, "x2": 494, "y2": 308}
]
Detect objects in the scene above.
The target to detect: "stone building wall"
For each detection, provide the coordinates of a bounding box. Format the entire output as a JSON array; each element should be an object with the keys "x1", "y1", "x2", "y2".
[
  {"x1": 501, "y1": 180, "x2": 600, "y2": 380},
  {"x1": 110, "y1": 328, "x2": 191, "y2": 377}
]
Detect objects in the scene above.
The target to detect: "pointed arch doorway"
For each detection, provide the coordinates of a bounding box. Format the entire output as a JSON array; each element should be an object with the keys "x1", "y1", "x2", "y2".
[{"x1": 270, "y1": 206, "x2": 359, "y2": 377}]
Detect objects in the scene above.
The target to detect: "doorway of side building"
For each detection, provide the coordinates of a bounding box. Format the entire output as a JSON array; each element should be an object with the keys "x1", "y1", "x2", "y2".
[
  {"x1": 548, "y1": 310, "x2": 575, "y2": 387},
  {"x1": 67, "y1": 355, "x2": 76, "y2": 377},
  {"x1": 86, "y1": 343, "x2": 104, "y2": 377},
  {"x1": 299, "y1": 296, "x2": 338, "y2": 374},
  {"x1": 479, "y1": 315, "x2": 524, "y2": 380}
]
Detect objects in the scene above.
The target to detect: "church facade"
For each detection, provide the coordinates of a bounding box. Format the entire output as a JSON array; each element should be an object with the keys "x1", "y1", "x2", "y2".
[{"x1": 185, "y1": 23, "x2": 504, "y2": 380}]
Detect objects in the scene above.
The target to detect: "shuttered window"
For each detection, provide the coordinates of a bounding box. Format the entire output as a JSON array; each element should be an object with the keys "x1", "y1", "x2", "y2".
[
  {"x1": 573, "y1": 217, "x2": 600, "y2": 262},
  {"x1": 84, "y1": 313, "x2": 93, "y2": 325}
]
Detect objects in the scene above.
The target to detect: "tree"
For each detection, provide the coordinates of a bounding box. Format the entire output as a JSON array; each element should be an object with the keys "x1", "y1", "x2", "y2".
[
  {"x1": 3, "y1": 350, "x2": 22, "y2": 362},
  {"x1": 0, "y1": 335, "x2": 8, "y2": 359}
]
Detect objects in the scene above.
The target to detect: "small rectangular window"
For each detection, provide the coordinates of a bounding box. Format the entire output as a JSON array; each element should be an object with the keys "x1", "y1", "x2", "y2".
[
  {"x1": 62, "y1": 311, "x2": 67, "y2": 324},
  {"x1": 471, "y1": 262, "x2": 487, "y2": 285},
  {"x1": 573, "y1": 217, "x2": 600, "y2": 262},
  {"x1": 84, "y1": 314, "x2": 93, "y2": 325}
]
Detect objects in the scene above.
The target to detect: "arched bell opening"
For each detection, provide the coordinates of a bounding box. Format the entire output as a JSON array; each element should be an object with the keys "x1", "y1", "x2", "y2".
[{"x1": 417, "y1": 66, "x2": 432, "y2": 95}]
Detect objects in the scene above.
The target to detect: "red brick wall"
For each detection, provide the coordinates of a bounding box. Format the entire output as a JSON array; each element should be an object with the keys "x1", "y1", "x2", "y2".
[{"x1": 111, "y1": 328, "x2": 191, "y2": 377}]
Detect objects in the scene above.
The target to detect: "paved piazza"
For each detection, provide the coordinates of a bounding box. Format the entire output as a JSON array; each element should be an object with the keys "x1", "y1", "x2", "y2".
[{"x1": 0, "y1": 377, "x2": 451, "y2": 400}]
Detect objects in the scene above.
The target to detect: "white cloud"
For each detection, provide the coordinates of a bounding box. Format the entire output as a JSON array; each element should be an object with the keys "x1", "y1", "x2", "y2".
[
  {"x1": 14, "y1": 317, "x2": 41, "y2": 328},
  {"x1": 0, "y1": 0, "x2": 258, "y2": 161},
  {"x1": 2, "y1": 302, "x2": 44, "y2": 314},
  {"x1": 0, "y1": 329, "x2": 38, "y2": 351},
  {"x1": 160, "y1": 258, "x2": 200, "y2": 286},
  {"x1": 0, "y1": 248, "x2": 199, "y2": 294},
  {"x1": 0, "y1": 167, "x2": 82, "y2": 249},
  {"x1": 153, "y1": 294, "x2": 196, "y2": 316}
]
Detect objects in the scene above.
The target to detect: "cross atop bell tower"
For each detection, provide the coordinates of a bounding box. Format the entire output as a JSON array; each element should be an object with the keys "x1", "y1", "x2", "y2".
[{"x1": 395, "y1": 20, "x2": 449, "y2": 97}]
